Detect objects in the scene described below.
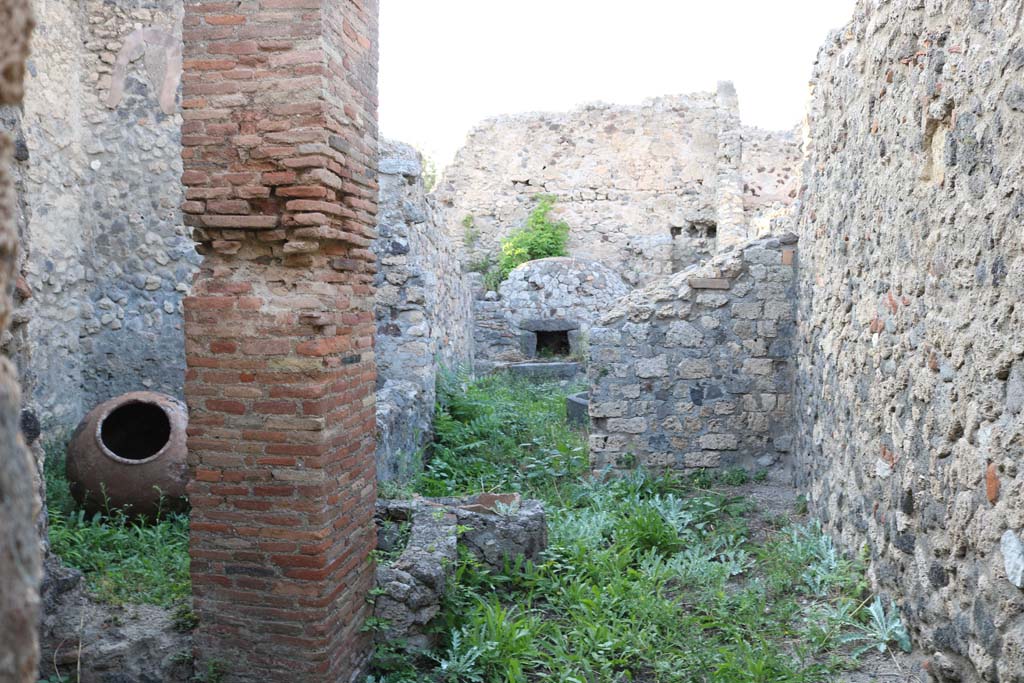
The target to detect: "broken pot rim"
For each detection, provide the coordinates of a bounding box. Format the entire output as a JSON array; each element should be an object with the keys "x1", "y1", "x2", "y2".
[{"x1": 92, "y1": 397, "x2": 176, "y2": 466}]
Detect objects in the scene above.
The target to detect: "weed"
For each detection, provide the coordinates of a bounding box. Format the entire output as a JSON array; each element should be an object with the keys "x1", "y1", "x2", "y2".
[
  {"x1": 378, "y1": 478, "x2": 416, "y2": 500},
  {"x1": 374, "y1": 518, "x2": 412, "y2": 566},
  {"x1": 496, "y1": 195, "x2": 569, "y2": 282},
  {"x1": 171, "y1": 602, "x2": 199, "y2": 632},
  {"x1": 840, "y1": 596, "x2": 913, "y2": 656},
  {"x1": 434, "y1": 629, "x2": 487, "y2": 682},
  {"x1": 368, "y1": 372, "x2": 896, "y2": 682},
  {"x1": 720, "y1": 467, "x2": 751, "y2": 486},
  {"x1": 795, "y1": 493, "x2": 809, "y2": 514},
  {"x1": 194, "y1": 660, "x2": 227, "y2": 683},
  {"x1": 462, "y1": 214, "x2": 479, "y2": 247},
  {"x1": 421, "y1": 154, "x2": 437, "y2": 192},
  {"x1": 43, "y1": 436, "x2": 190, "y2": 607}
]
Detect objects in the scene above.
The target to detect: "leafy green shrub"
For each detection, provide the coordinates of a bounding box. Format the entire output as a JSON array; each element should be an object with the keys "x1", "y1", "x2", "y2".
[
  {"x1": 613, "y1": 504, "x2": 683, "y2": 556},
  {"x1": 496, "y1": 195, "x2": 569, "y2": 281},
  {"x1": 720, "y1": 467, "x2": 751, "y2": 486}
]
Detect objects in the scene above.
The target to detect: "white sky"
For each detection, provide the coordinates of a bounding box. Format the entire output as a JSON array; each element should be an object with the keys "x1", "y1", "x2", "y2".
[{"x1": 379, "y1": 0, "x2": 858, "y2": 169}]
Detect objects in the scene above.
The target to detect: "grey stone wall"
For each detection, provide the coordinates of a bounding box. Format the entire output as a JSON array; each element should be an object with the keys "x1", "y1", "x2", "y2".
[
  {"x1": 435, "y1": 84, "x2": 799, "y2": 287},
  {"x1": 588, "y1": 235, "x2": 797, "y2": 472},
  {"x1": 0, "y1": 105, "x2": 31, "y2": 392},
  {"x1": 472, "y1": 297, "x2": 522, "y2": 364},
  {"x1": 374, "y1": 140, "x2": 474, "y2": 480},
  {"x1": 474, "y1": 256, "x2": 630, "y2": 363},
  {"x1": 795, "y1": 1, "x2": 1024, "y2": 680},
  {"x1": 6, "y1": 0, "x2": 194, "y2": 427}
]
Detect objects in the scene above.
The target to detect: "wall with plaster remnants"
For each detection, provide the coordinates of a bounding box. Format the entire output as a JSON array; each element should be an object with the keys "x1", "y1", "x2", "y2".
[{"x1": 1, "y1": 0, "x2": 194, "y2": 427}]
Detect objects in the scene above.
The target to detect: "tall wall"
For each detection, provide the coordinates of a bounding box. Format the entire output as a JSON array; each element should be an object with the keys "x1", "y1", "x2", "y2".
[
  {"x1": 374, "y1": 140, "x2": 473, "y2": 480},
  {"x1": 4, "y1": 0, "x2": 195, "y2": 427},
  {"x1": 181, "y1": 0, "x2": 379, "y2": 680},
  {"x1": 435, "y1": 84, "x2": 799, "y2": 288},
  {"x1": 589, "y1": 235, "x2": 797, "y2": 472},
  {"x1": 0, "y1": 1, "x2": 41, "y2": 680},
  {"x1": 795, "y1": 1, "x2": 1024, "y2": 680}
]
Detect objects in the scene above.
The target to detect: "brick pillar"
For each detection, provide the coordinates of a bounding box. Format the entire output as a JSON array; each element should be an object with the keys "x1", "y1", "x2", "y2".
[{"x1": 180, "y1": 1, "x2": 379, "y2": 680}]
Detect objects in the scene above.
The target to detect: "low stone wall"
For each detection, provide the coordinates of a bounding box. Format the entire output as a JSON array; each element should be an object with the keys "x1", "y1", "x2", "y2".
[
  {"x1": 374, "y1": 495, "x2": 546, "y2": 651},
  {"x1": 38, "y1": 557, "x2": 191, "y2": 683},
  {"x1": 588, "y1": 235, "x2": 797, "y2": 472},
  {"x1": 475, "y1": 257, "x2": 630, "y2": 363},
  {"x1": 795, "y1": 0, "x2": 1024, "y2": 679},
  {"x1": 374, "y1": 140, "x2": 474, "y2": 480}
]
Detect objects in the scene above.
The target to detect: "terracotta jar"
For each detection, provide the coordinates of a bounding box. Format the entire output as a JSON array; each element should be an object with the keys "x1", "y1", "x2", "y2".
[{"x1": 66, "y1": 391, "x2": 189, "y2": 518}]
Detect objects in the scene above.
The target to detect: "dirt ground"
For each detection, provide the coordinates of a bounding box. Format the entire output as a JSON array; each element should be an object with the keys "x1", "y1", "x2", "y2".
[{"x1": 724, "y1": 472, "x2": 929, "y2": 683}]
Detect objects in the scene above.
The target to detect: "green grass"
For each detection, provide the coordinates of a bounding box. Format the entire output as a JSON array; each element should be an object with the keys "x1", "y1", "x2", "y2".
[
  {"x1": 43, "y1": 438, "x2": 191, "y2": 607},
  {"x1": 368, "y1": 371, "x2": 910, "y2": 683}
]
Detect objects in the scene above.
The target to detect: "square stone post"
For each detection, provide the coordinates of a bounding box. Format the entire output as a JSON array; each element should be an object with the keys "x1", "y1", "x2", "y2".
[{"x1": 180, "y1": 1, "x2": 379, "y2": 680}]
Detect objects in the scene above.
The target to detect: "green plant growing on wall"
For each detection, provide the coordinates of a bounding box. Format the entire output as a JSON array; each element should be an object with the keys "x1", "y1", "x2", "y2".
[
  {"x1": 462, "y1": 215, "x2": 479, "y2": 247},
  {"x1": 422, "y1": 154, "x2": 438, "y2": 192},
  {"x1": 496, "y1": 195, "x2": 569, "y2": 281}
]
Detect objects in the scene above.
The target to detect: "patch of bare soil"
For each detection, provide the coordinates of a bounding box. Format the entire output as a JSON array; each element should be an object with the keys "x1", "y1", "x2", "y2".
[
  {"x1": 714, "y1": 472, "x2": 928, "y2": 683},
  {"x1": 835, "y1": 649, "x2": 929, "y2": 682}
]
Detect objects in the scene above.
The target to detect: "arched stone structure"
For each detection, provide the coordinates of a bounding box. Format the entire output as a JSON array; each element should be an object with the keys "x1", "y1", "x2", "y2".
[{"x1": 496, "y1": 256, "x2": 629, "y2": 360}]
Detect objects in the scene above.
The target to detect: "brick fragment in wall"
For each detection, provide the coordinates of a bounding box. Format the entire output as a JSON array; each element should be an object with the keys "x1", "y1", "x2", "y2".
[
  {"x1": 374, "y1": 139, "x2": 474, "y2": 481},
  {"x1": 793, "y1": 2, "x2": 1024, "y2": 680},
  {"x1": 435, "y1": 84, "x2": 800, "y2": 288},
  {"x1": 588, "y1": 234, "x2": 798, "y2": 473}
]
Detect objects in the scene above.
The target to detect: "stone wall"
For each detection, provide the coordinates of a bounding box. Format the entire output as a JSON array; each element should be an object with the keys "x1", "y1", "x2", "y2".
[
  {"x1": 740, "y1": 127, "x2": 800, "y2": 216},
  {"x1": 589, "y1": 235, "x2": 797, "y2": 472},
  {"x1": 180, "y1": 0, "x2": 379, "y2": 679},
  {"x1": 2, "y1": 0, "x2": 195, "y2": 427},
  {"x1": 374, "y1": 140, "x2": 473, "y2": 480},
  {"x1": 434, "y1": 84, "x2": 799, "y2": 287},
  {"x1": 475, "y1": 256, "x2": 629, "y2": 363},
  {"x1": 795, "y1": 1, "x2": 1024, "y2": 680},
  {"x1": 0, "y1": 0, "x2": 41, "y2": 680}
]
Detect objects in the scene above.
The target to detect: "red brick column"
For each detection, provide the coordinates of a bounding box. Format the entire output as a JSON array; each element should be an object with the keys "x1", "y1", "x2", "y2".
[{"x1": 180, "y1": 1, "x2": 379, "y2": 680}]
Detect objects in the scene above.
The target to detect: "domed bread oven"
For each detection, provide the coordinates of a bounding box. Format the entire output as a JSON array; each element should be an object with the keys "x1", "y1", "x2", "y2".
[{"x1": 67, "y1": 391, "x2": 188, "y2": 517}]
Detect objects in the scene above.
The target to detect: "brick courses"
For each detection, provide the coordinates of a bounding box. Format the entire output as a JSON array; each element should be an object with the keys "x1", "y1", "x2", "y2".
[{"x1": 181, "y1": 0, "x2": 379, "y2": 679}]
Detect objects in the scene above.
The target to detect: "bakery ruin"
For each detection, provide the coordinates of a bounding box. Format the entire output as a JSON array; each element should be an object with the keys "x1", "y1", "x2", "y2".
[{"x1": 2, "y1": 0, "x2": 1024, "y2": 682}]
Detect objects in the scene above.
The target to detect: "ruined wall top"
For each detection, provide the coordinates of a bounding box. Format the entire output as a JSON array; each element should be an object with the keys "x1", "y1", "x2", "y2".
[
  {"x1": 375, "y1": 138, "x2": 475, "y2": 480},
  {"x1": 435, "y1": 84, "x2": 800, "y2": 288},
  {"x1": 588, "y1": 233, "x2": 798, "y2": 472}
]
